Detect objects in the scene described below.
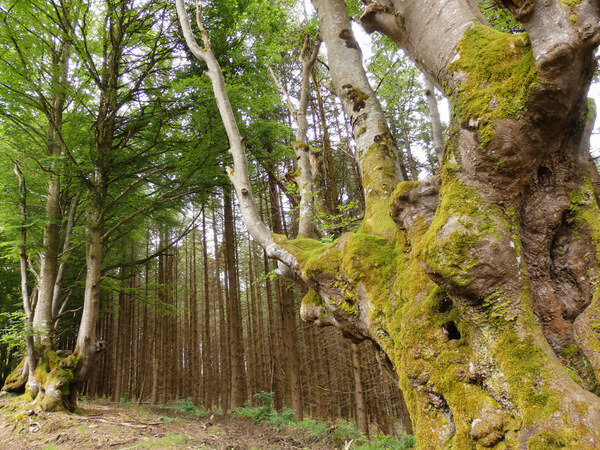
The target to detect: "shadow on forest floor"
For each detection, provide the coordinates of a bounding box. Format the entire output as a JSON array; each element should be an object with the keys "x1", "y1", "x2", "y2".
[{"x1": 0, "y1": 397, "x2": 414, "y2": 449}]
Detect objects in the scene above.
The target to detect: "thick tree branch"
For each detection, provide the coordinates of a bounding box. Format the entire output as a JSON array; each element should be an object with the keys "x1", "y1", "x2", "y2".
[
  {"x1": 313, "y1": 0, "x2": 403, "y2": 233},
  {"x1": 423, "y1": 77, "x2": 444, "y2": 162},
  {"x1": 359, "y1": 0, "x2": 484, "y2": 87}
]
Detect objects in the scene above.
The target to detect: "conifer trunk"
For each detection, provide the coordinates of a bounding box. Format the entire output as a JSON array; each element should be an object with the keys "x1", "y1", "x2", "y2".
[
  {"x1": 351, "y1": 343, "x2": 368, "y2": 435},
  {"x1": 201, "y1": 210, "x2": 212, "y2": 408},
  {"x1": 223, "y1": 190, "x2": 247, "y2": 408}
]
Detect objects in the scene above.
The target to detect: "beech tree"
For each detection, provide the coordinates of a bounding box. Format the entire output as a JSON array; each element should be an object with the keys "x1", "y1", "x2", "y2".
[
  {"x1": 178, "y1": 0, "x2": 600, "y2": 447},
  {"x1": 0, "y1": 0, "x2": 210, "y2": 412}
]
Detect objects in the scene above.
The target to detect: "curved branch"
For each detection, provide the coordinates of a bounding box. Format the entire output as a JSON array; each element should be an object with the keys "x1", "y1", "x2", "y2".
[
  {"x1": 175, "y1": 0, "x2": 300, "y2": 273},
  {"x1": 359, "y1": 0, "x2": 484, "y2": 87},
  {"x1": 499, "y1": 0, "x2": 599, "y2": 97}
]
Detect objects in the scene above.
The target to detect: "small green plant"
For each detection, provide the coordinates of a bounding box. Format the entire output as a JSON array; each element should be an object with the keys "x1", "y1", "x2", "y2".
[
  {"x1": 159, "y1": 415, "x2": 185, "y2": 424},
  {"x1": 233, "y1": 392, "x2": 416, "y2": 448},
  {"x1": 329, "y1": 419, "x2": 367, "y2": 447},
  {"x1": 177, "y1": 397, "x2": 200, "y2": 414},
  {"x1": 295, "y1": 417, "x2": 328, "y2": 442},
  {"x1": 253, "y1": 391, "x2": 274, "y2": 407},
  {"x1": 235, "y1": 391, "x2": 297, "y2": 424},
  {"x1": 236, "y1": 391, "x2": 275, "y2": 423},
  {"x1": 268, "y1": 407, "x2": 295, "y2": 425},
  {"x1": 317, "y1": 200, "x2": 362, "y2": 239},
  {"x1": 135, "y1": 432, "x2": 189, "y2": 447},
  {"x1": 356, "y1": 432, "x2": 416, "y2": 449}
]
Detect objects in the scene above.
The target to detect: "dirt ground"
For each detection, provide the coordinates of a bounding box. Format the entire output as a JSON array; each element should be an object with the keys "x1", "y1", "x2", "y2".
[{"x1": 0, "y1": 398, "x2": 337, "y2": 449}]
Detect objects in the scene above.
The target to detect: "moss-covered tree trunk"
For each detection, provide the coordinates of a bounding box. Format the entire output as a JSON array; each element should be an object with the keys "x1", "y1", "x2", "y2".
[
  {"x1": 285, "y1": 3, "x2": 600, "y2": 448},
  {"x1": 294, "y1": 6, "x2": 600, "y2": 447},
  {"x1": 178, "y1": 0, "x2": 600, "y2": 446},
  {"x1": 2, "y1": 198, "x2": 106, "y2": 413}
]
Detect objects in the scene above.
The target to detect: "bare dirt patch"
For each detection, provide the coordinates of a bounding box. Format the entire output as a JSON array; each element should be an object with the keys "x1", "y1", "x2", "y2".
[{"x1": 0, "y1": 398, "x2": 331, "y2": 449}]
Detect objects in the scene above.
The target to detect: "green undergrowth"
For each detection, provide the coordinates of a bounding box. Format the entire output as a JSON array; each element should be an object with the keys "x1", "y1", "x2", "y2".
[
  {"x1": 151, "y1": 397, "x2": 211, "y2": 415},
  {"x1": 160, "y1": 393, "x2": 415, "y2": 449},
  {"x1": 233, "y1": 392, "x2": 415, "y2": 449},
  {"x1": 448, "y1": 24, "x2": 539, "y2": 149}
]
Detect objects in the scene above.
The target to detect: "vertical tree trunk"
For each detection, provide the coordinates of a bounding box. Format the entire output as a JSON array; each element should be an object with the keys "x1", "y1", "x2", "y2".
[
  {"x1": 399, "y1": 119, "x2": 419, "y2": 181},
  {"x1": 223, "y1": 189, "x2": 247, "y2": 408},
  {"x1": 263, "y1": 251, "x2": 282, "y2": 409},
  {"x1": 112, "y1": 289, "x2": 125, "y2": 403},
  {"x1": 212, "y1": 205, "x2": 230, "y2": 410},
  {"x1": 33, "y1": 175, "x2": 61, "y2": 346},
  {"x1": 246, "y1": 240, "x2": 258, "y2": 396},
  {"x1": 423, "y1": 77, "x2": 444, "y2": 163},
  {"x1": 266, "y1": 167, "x2": 303, "y2": 418},
  {"x1": 74, "y1": 194, "x2": 105, "y2": 395},
  {"x1": 151, "y1": 245, "x2": 162, "y2": 404},
  {"x1": 311, "y1": 69, "x2": 339, "y2": 214},
  {"x1": 351, "y1": 343, "x2": 368, "y2": 436},
  {"x1": 201, "y1": 210, "x2": 212, "y2": 408}
]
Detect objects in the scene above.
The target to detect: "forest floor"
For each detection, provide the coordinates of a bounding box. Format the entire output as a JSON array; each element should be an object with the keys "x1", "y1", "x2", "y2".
[{"x1": 0, "y1": 397, "x2": 413, "y2": 449}]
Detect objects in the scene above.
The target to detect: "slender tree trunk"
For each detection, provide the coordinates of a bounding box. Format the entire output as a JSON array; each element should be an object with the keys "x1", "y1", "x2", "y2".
[
  {"x1": 263, "y1": 251, "x2": 282, "y2": 409},
  {"x1": 266, "y1": 167, "x2": 303, "y2": 418},
  {"x1": 212, "y1": 206, "x2": 230, "y2": 410},
  {"x1": 312, "y1": 69, "x2": 339, "y2": 214},
  {"x1": 223, "y1": 190, "x2": 247, "y2": 408},
  {"x1": 112, "y1": 290, "x2": 124, "y2": 403},
  {"x1": 351, "y1": 343, "x2": 368, "y2": 436},
  {"x1": 399, "y1": 119, "x2": 419, "y2": 181},
  {"x1": 190, "y1": 229, "x2": 200, "y2": 403},
  {"x1": 201, "y1": 211, "x2": 212, "y2": 408},
  {"x1": 423, "y1": 77, "x2": 444, "y2": 163}
]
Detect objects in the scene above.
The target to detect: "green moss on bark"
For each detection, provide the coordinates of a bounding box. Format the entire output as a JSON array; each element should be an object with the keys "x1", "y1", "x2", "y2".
[
  {"x1": 448, "y1": 24, "x2": 539, "y2": 149},
  {"x1": 417, "y1": 170, "x2": 494, "y2": 290}
]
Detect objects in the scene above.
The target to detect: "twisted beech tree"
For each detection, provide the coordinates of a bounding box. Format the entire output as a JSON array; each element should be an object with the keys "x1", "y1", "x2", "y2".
[{"x1": 178, "y1": 0, "x2": 600, "y2": 446}]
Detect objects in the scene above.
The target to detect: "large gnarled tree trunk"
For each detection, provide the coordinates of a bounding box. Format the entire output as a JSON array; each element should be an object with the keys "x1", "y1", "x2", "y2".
[{"x1": 179, "y1": 0, "x2": 600, "y2": 446}]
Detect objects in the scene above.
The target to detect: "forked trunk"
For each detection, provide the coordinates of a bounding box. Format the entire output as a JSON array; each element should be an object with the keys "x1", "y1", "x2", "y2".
[
  {"x1": 295, "y1": 23, "x2": 600, "y2": 447},
  {"x1": 177, "y1": 0, "x2": 600, "y2": 445}
]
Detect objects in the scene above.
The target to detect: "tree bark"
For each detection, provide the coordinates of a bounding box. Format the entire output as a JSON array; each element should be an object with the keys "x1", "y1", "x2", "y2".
[
  {"x1": 311, "y1": 69, "x2": 339, "y2": 215},
  {"x1": 223, "y1": 190, "x2": 247, "y2": 408},
  {"x1": 423, "y1": 78, "x2": 444, "y2": 163},
  {"x1": 312, "y1": 0, "x2": 403, "y2": 234},
  {"x1": 179, "y1": 0, "x2": 600, "y2": 446},
  {"x1": 201, "y1": 211, "x2": 212, "y2": 407},
  {"x1": 351, "y1": 342, "x2": 368, "y2": 436}
]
